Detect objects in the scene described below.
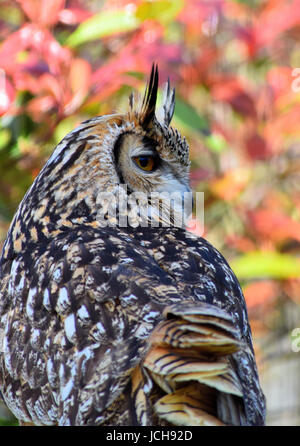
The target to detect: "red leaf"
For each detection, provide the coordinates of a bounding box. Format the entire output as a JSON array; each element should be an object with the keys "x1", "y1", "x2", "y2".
[
  {"x1": 64, "y1": 59, "x2": 92, "y2": 115},
  {"x1": 235, "y1": 25, "x2": 257, "y2": 59},
  {"x1": 264, "y1": 105, "x2": 300, "y2": 152},
  {"x1": 27, "y1": 95, "x2": 57, "y2": 121},
  {"x1": 0, "y1": 29, "x2": 25, "y2": 73},
  {"x1": 229, "y1": 91, "x2": 257, "y2": 119},
  {"x1": 244, "y1": 133, "x2": 272, "y2": 160},
  {"x1": 39, "y1": 73, "x2": 62, "y2": 102},
  {"x1": 226, "y1": 235, "x2": 256, "y2": 253},
  {"x1": 58, "y1": 8, "x2": 93, "y2": 25},
  {"x1": 249, "y1": 209, "x2": 300, "y2": 244},
  {"x1": 69, "y1": 59, "x2": 91, "y2": 96},
  {"x1": 244, "y1": 280, "x2": 278, "y2": 309},
  {"x1": 178, "y1": 0, "x2": 223, "y2": 35},
  {"x1": 0, "y1": 24, "x2": 71, "y2": 78},
  {"x1": 13, "y1": 69, "x2": 42, "y2": 95},
  {"x1": 91, "y1": 24, "x2": 181, "y2": 97},
  {"x1": 254, "y1": 0, "x2": 300, "y2": 49},
  {"x1": 210, "y1": 75, "x2": 241, "y2": 100},
  {"x1": 210, "y1": 76, "x2": 256, "y2": 118},
  {"x1": 267, "y1": 66, "x2": 294, "y2": 101},
  {"x1": 17, "y1": 0, "x2": 66, "y2": 27},
  {"x1": 190, "y1": 167, "x2": 211, "y2": 183}
]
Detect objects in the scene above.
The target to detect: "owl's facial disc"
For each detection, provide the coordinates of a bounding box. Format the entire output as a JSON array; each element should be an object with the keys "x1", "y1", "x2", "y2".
[
  {"x1": 114, "y1": 132, "x2": 192, "y2": 227},
  {"x1": 115, "y1": 132, "x2": 189, "y2": 192}
]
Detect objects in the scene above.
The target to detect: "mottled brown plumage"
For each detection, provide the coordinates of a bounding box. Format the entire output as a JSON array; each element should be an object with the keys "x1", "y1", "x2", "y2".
[{"x1": 0, "y1": 65, "x2": 265, "y2": 426}]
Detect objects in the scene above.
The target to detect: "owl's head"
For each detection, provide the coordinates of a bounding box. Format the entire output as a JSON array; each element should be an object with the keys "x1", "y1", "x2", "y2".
[
  {"x1": 107, "y1": 64, "x2": 191, "y2": 227},
  {"x1": 17, "y1": 65, "x2": 192, "y2": 234},
  {"x1": 115, "y1": 64, "x2": 190, "y2": 196}
]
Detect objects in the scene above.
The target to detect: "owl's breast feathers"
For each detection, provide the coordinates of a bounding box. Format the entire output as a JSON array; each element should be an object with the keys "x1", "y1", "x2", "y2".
[{"x1": 0, "y1": 223, "x2": 265, "y2": 425}]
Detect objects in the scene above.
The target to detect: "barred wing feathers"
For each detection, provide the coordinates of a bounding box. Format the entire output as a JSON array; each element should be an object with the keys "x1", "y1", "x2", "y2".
[{"x1": 133, "y1": 303, "x2": 245, "y2": 426}]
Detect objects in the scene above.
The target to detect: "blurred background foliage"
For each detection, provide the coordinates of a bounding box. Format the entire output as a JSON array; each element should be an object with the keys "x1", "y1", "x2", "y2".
[{"x1": 0, "y1": 0, "x2": 300, "y2": 425}]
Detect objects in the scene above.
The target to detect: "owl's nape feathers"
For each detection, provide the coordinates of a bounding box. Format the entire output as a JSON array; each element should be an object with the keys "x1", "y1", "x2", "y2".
[{"x1": 0, "y1": 65, "x2": 265, "y2": 426}]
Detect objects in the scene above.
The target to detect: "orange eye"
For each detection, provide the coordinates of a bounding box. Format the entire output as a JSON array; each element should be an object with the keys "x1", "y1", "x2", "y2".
[{"x1": 133, "y1": 155, "x2": 156, "y2": 172}]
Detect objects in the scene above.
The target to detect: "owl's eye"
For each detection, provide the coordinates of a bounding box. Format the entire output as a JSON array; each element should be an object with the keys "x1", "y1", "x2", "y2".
[{"x1": 133, "y1": 155, "x2": 159, "y2": 172}]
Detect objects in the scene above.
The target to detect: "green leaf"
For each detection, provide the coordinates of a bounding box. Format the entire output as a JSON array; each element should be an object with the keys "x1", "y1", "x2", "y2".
[
  {"x1": 54, "y1": 117, "x2": 79, "y2": 144},
  {"x1": 205, "y1": 133, "x2": 228, "y2": 153},
  {"x1": 136, "y1": 0, "x2": 184, "y2": 24},
  {"x1": 0, "y1": 418, "x2": 18, "y2": 426},
  {"x1": 232, "y1": 0, "x2": 260, "y2": 7},
  {"x1": 66, "y1": 9, "x2": 140, "y2": 47},
  {"x1": 231, "y1": 251, "x2": 300, "y2": 280},
  {"x1": 0, "y1": 4, "x2": 22, "y2": 26},
  {"x1": 174, "y1": 97, "x2": 210, "y2": 134},
  {"x1": 0, "y1": 128, "x2": 11, "y2": 150},
  {"x1": 125, "y1": 71, "x2": 145, "y2": 80}
]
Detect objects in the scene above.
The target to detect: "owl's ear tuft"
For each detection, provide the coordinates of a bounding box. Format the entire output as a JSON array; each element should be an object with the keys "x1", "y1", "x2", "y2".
[
  {"x1": 128, "y1": 64, "x2": 175, "y2": 129},
  {"x1": 139, "y1": 63, "x2": 159, "y2": 129},
  {"x1": 156, "y1": 78, "x2": 175, "y2": 127}
]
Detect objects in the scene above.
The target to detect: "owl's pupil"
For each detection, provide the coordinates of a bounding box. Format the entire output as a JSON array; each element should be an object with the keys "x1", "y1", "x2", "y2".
[{"x1": 139, "y1": 156, "x2": 150, "y2": 167}]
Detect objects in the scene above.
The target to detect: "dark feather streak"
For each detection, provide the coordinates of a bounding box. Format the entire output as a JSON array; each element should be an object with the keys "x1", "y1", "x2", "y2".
[{"x1": 141, "y1": 63, "x2": 159, "y2": 129}]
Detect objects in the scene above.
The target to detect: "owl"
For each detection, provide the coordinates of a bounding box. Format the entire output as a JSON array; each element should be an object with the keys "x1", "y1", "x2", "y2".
[{"x1": 0, "y1": 65, "x2": 265, "y2": 426}]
